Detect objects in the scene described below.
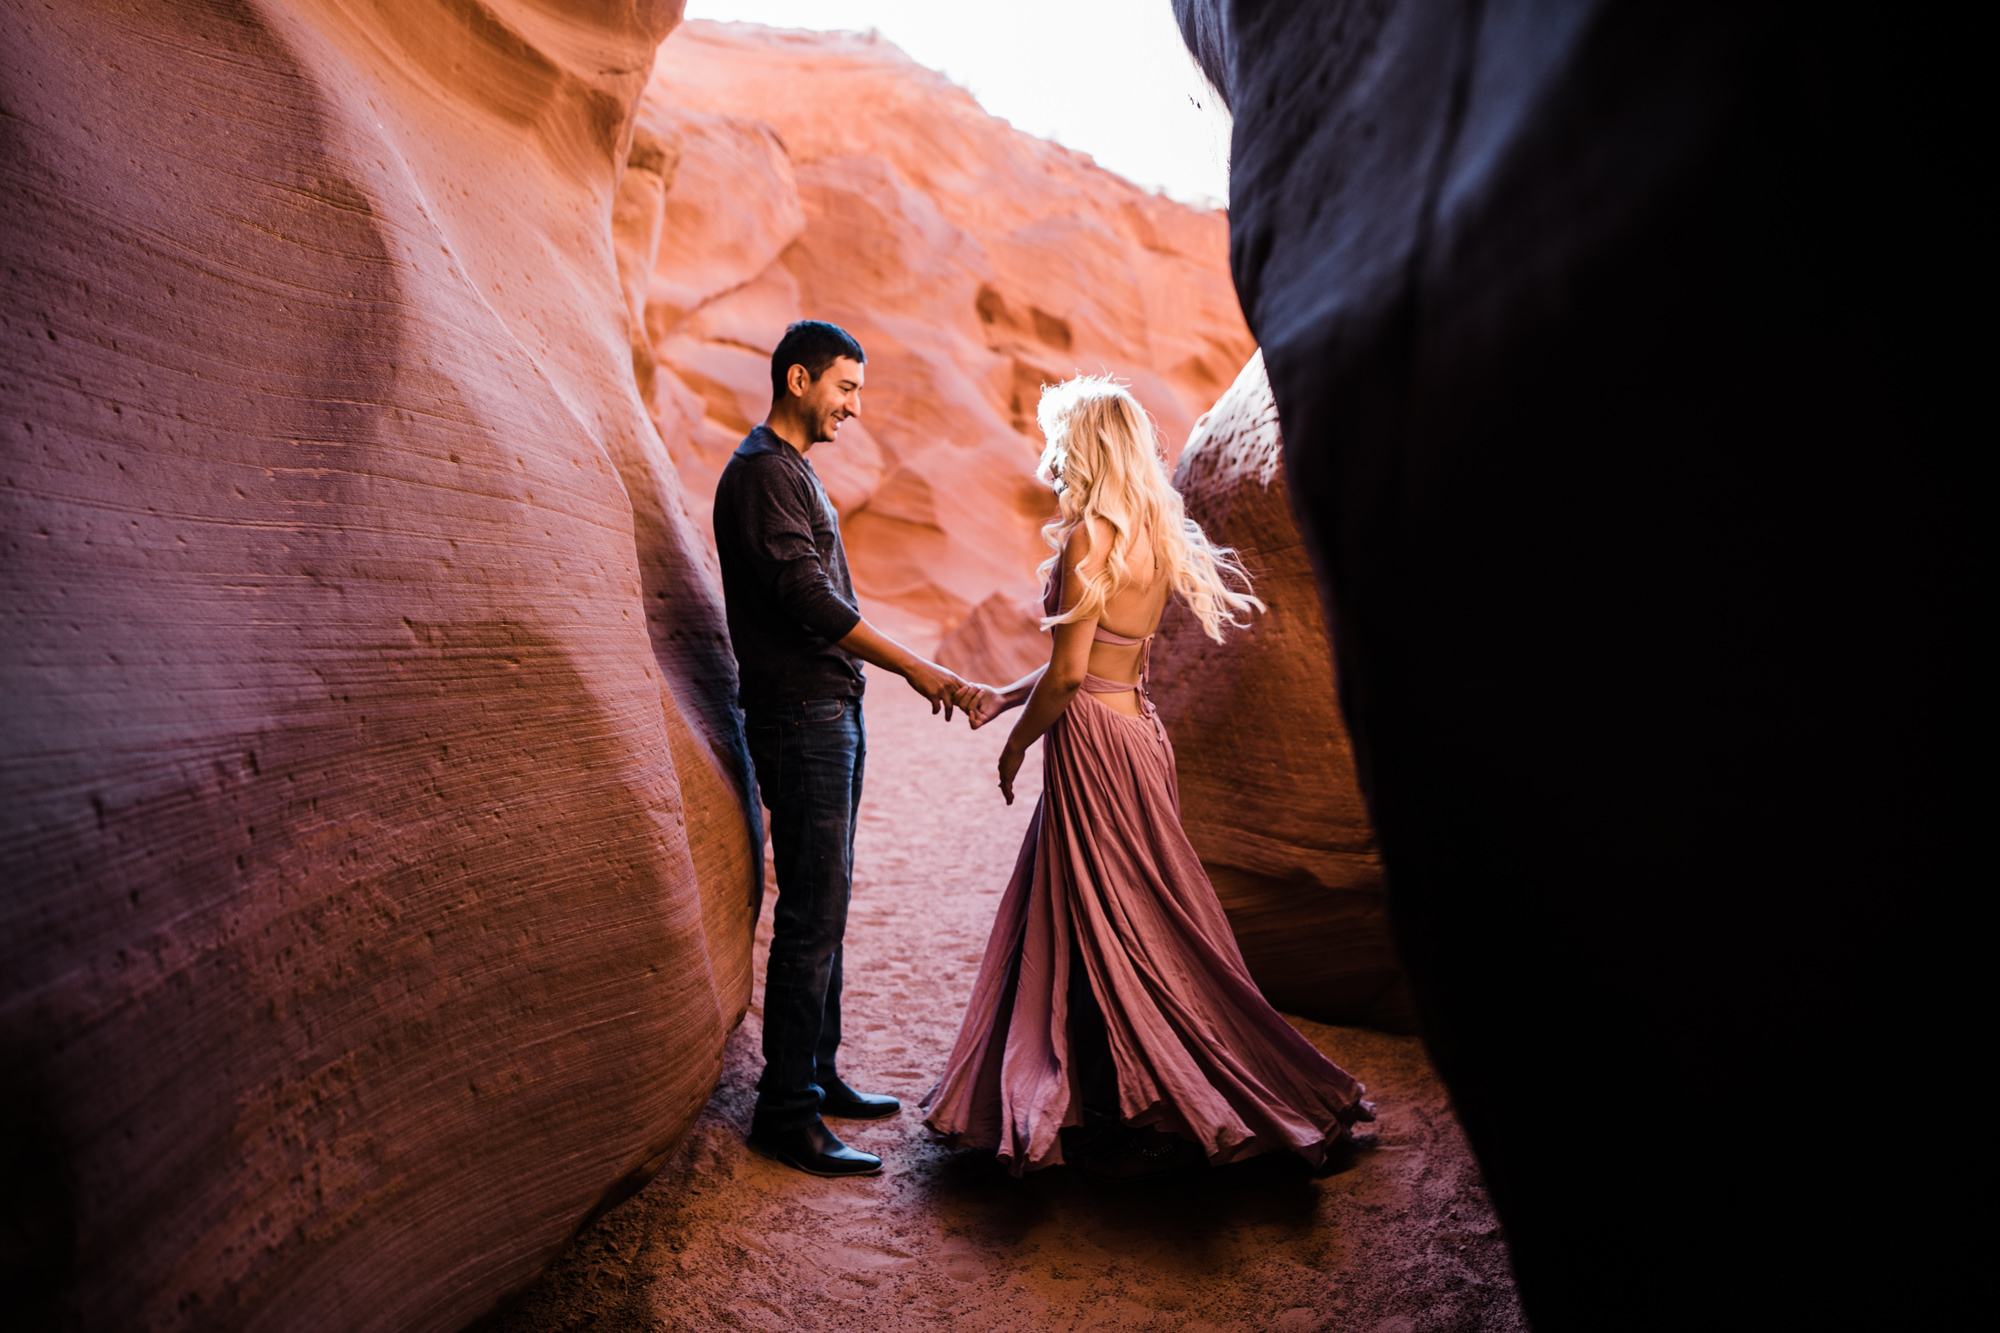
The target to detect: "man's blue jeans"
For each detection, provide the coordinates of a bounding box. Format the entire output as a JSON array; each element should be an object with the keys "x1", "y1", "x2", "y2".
[{"x1": 744, "y1": 695, "x2": 865, "y2": 1131}]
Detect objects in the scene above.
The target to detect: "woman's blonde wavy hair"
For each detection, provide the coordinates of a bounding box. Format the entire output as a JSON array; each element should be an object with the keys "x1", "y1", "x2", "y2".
[{"x1": 1035, "y1": 376, "x2": 1263, "y2": 643}]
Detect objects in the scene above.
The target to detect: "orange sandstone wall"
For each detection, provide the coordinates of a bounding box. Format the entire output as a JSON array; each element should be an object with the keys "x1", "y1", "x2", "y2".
[
  {"x1": 1150, "y1": 355, "x2": 1416, "y2": 1031},
  {"x1": 620, "y1": 20, "x2": 1256, "y2": 669},
  {"x1": 0, "y1": 1, "x2": 756, "y2": 1328}
]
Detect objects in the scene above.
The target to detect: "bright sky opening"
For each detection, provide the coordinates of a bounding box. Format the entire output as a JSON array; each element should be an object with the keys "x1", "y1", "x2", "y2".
[{"x1": 681, "y1": 1, "x2": 1232, "y2": 207}]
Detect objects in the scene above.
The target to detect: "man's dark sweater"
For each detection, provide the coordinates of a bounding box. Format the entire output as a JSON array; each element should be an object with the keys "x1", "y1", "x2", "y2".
[{"x1": 714, "y1": 426, "x2": 865, "y2": 709}]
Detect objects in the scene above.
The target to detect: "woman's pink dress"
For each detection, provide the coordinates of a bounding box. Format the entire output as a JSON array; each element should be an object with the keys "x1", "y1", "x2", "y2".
[{"x1": 923, "y1": 574, "x2": 1373, "y2": 1174}]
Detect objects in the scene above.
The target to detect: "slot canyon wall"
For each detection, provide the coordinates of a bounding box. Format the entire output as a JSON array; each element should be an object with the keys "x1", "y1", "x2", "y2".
[
  {"x1": 1149, "y1": 353, "x2": 1413, "y2": 1032},
  {"x1": 610, "y1": 20, "x2": 1256, "y2": 673},
  {"x1": 1, "y1": 1, "x2": 760, "y2": 1329},
  {"x1": 1174, "y1": 0, "x2": 1962, "y2": 1328}
]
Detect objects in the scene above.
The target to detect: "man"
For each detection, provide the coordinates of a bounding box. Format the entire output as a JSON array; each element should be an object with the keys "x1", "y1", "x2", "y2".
[{"x1": 714, "y1": 320, "x2": 970, "y2": 1178}]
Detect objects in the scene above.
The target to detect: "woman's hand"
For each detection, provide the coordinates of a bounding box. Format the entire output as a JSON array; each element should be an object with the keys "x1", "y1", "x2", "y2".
[
  {"x1": 997, "y1": 742, "x2": 1026, "y2": 805},
  {"x1": 963, "y1": 683, "x2": 1009, "y2": 730}
]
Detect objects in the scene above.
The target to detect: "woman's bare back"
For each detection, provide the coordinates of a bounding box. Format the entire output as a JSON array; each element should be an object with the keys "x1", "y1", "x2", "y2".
[{"x1": 1083, "y1": 526, "x2": 1169, "y2": 718}]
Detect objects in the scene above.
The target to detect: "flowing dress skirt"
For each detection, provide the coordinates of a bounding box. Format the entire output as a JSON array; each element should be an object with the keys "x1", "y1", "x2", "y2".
[{"x1": 923, "y1": 689, "x2": 1372, "y2": 1174}]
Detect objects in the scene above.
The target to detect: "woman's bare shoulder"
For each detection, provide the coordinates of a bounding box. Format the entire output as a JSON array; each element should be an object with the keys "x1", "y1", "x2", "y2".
[{"x1": 1064, "y1": 516, "x2": 1114, "y2": 568}]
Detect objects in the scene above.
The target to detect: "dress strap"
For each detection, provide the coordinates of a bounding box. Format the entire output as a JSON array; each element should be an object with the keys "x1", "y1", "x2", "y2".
[
  {"x1": 1077, "y1": 639, "x2": 1164, "y2": 739},
  {"x1": 1085, "y1": 622, "x2": 1155, "y2": 694}
]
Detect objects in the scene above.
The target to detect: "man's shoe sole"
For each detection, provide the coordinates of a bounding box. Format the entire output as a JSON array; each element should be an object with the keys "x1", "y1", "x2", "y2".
[{"x1": 820, "y1": 1101, "x2": 901, "y2": 1121}]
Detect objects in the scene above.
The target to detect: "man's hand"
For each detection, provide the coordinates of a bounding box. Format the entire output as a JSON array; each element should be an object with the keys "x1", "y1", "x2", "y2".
[
  {"x1": 997, "y1": 741, "x2": 1026, "y2": 805},
  {"x1": 962, "y1": 683, "x2": 1008, "y2": 731},
  {"x1": 902, "y1": 656, "x2": 965, "y2": 720}
]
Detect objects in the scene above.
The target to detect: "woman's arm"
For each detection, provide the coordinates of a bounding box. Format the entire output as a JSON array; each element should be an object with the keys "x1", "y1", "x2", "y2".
[
  {"x1": 995, "y1": 627, "x2": 1093, "y2": 804},
  {"x1": 995, "y1": 523, "x2": 1105, "y2": 803}
]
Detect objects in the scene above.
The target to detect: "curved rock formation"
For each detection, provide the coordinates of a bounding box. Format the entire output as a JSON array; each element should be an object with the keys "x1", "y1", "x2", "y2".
[
  {"x1": 1, "y1": 1, "x2": 756, "y2": 1328},
  {"x1": 932, "y1": 591, "x2": 1050, "y2": 690},
  {"x1": 1151, "y1": 353, "x2": 1414, "y2": 1031},
  {"x1": 1175, "y1": 1, "x2": 1962, "y2": 1328},
  {"x1": 622, "y1": 20, "x2": 1255, "y2": 650}
]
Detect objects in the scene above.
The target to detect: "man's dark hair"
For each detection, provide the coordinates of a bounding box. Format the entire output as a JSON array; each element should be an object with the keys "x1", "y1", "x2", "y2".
[{"x1": 770, "y1": 320, "x2": 866, "y2": 401}]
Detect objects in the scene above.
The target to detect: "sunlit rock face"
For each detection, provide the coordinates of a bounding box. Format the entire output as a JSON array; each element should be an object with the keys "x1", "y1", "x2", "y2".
[
  {"x1": 0, "y1": 1, "x2": 757, "y2": 1328},
  {"x1": 621, "y1": 20, "x2": 1255, "y2": 652},
  {"x1": 1175, "y1": 1, "x2": 1955, "y2": 1328},
  {"x1": 1151, "y1": 354, "x2": 1414, "y2": 1031}
]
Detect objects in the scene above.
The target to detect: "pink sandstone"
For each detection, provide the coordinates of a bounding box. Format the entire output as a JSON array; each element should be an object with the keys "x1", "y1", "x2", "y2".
[
  {"x1": 0, "y1": 1, "x2": 756, "y2": 1328},
  {"x1": 1149, "y1": 354, "x2": 1416, "y2": 1030}
]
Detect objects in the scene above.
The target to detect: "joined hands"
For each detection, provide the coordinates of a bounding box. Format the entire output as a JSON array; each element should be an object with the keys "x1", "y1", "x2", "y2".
[
  {"x1": 961, "y1": 683, "x2": 1008, "y2": 731},
  {"x1": 902, "y1": 657, "x2": 969, "y2": 720},
  {"x1": 904, "y1": 662, "x2": 1010, "y2": 731}
]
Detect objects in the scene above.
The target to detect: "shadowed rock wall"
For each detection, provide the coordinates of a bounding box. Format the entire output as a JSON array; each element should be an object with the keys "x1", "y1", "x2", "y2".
[
  {"x1": 1175, "y1": 0, "x2": 1963, "y2": 1327},
  {"x1": 1, "y1": 1, "x2": 758, "y2": 1328},
  {"x1": 1152, "y1": 353, "x2": 1413, "y2": 1031}
]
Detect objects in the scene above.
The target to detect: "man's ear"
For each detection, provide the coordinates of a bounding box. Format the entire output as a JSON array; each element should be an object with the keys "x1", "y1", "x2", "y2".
[{"x1": 786, "y1": 362, "x2": 813, "y2": 399}]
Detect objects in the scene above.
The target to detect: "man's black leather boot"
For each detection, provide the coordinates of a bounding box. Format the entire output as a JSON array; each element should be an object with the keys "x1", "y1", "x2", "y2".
[
  {"x1": 818, "y1": 1075, "x2": 901, "y2": 1121},
  {"x1": 748, "y1": 1117, "x2": 883, "y2": 1178}
]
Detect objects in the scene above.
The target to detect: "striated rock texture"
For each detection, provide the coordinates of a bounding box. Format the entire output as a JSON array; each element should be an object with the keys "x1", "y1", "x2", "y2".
[
  {"x1": 1151, "y1": 353, "x2": 1414, "y2": 1032},
  {"x1": 615, "y1": 20, "x2": 1256, "y2": 651},
  {"x1": 1176, "y1": 1, "x2": 1965, "y2": 1329},
  {"x1": 1, "y1": 1, "x2": 759, "y2": 1329}
]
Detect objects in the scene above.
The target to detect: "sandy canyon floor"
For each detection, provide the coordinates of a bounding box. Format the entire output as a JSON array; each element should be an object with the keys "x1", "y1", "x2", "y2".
[{"x1": 491, "y1": 668, "x2": 1526, "y2": 1333}]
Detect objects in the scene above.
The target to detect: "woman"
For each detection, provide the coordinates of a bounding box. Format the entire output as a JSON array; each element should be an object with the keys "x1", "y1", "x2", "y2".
[{"x1": 922, "y1": 377, "x2": 1375, "y2": 1177}]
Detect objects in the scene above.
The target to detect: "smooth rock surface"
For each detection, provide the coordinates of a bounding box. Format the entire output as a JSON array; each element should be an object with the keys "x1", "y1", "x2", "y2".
[
  {"x1": 1176, "y1": 1, "x2": 1964, "y2": 1327},
  {"x1": 932, "y1": 592, "x2": 1049, "y2": 691},
  {"x1": 623, "y1": 20, "x2": 1256, "y2": 648},
  {"x1": 1, "y1": 1, "x2": 755, "y2": 1328},
  {"x1": 1151, "y1": 353, "x2": 1413, "y2": 1031}
]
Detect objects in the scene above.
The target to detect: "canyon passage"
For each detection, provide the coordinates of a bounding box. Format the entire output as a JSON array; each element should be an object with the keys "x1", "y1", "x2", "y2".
[
  {"x1": 491, "y1": 667, "x2": 1526, "y2": 1333},
  {"x1": 0, "y1": 5, "x2": 1524, "y2": 1327},
  {"x1": 4, "y1": 0, "x2": 1956, "y2": 1326}
]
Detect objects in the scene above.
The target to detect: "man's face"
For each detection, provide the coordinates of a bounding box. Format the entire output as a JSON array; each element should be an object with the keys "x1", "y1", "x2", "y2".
[{"x1": 795, "y1": 356, "x2": 864, "y2": 444}]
